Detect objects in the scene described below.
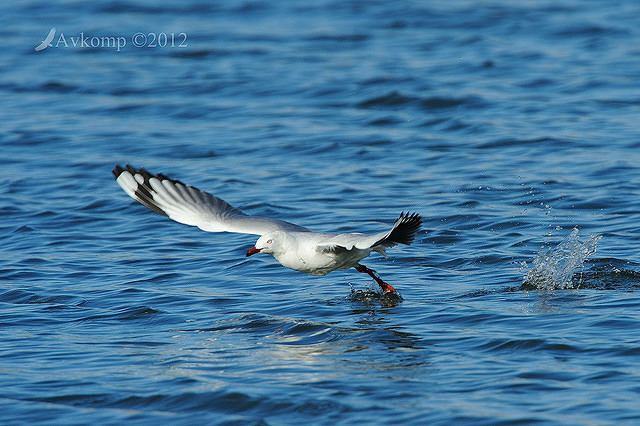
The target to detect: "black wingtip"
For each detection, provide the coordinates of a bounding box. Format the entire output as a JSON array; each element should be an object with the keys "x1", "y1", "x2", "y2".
[
  {"x1": 388, "y1": 212, "x2": 422, "y2": 245},
  {"x1": 112, "y1": 164, "x2": 125, "y2": 179},
  {"x1": 112, "y1": 164, "x2": 170, "y2": 217}
]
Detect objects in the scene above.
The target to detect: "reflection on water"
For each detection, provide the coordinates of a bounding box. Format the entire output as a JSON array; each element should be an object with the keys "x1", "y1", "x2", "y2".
[{"x1": 171, "y1": 311, "x2": 429, "y2": 387}]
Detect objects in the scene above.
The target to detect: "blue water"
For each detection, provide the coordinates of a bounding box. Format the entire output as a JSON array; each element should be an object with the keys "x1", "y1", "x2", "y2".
[{"x1": 2, "y1": 0, "x2": 640, "y2": 424}]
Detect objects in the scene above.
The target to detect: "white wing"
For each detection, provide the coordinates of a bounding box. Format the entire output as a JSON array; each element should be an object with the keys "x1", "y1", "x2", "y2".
[{"x1": 113, "y1": 164, "x2": 310, "y2": 236}]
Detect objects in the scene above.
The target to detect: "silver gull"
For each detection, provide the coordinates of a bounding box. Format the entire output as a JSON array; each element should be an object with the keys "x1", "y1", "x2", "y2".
[{"x1": 112, "y1": 165, "x2": 422, "y2": 294}]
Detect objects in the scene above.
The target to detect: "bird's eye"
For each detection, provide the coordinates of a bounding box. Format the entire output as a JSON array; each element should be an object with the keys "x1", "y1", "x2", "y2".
[{"x1": 267, "y1": 239, "x2": 273, "y2": 244}]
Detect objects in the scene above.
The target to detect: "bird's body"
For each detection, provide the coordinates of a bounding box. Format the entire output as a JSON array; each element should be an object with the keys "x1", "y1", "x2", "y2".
[
  {"x1": 112, "y1": 165, "x2": 422, "y2": 294},
  {"x1": 253, "y1": 231, "x2": 372, "y2": 276}
]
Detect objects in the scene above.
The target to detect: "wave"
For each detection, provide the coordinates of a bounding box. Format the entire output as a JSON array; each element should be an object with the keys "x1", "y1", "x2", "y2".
[{"x1": 356, "y1": 90, "x2": 480, "y2": 110}]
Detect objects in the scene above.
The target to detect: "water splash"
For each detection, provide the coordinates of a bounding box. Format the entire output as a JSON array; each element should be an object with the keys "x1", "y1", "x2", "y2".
[
  {"x1": 348, "y1": 283, "x2": 403, "y2": 307},
  {"x1": 523, "y1": 228, "x2": 602, "y2": 290}
]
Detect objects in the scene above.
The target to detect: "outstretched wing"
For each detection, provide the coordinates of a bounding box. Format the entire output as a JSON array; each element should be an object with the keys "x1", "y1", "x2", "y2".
[
  {"x1": 112, "y1": 164, "x2": 310, "y2": 236},
  {"x1": 367, "y1": 212, "x2": 423, "y2": 248},
  {"x1": 315, "y1": 212, "x2": 422, "y2": 254}
]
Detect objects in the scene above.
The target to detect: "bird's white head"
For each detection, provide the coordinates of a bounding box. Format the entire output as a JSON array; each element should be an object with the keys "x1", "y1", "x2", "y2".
[{"x1": 246, "y1": 233, "x2": 280, "y2": 257}]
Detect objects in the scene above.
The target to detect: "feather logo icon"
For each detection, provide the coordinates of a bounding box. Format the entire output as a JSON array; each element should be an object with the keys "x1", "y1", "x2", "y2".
[{"x1": 35, "y1": 28, "x2": 56, "y2": 51}]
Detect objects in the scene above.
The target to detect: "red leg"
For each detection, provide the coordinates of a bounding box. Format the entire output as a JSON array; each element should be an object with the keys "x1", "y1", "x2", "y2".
[{"x1": 355, "y1": 264, "x2": 397, "y2": 293}]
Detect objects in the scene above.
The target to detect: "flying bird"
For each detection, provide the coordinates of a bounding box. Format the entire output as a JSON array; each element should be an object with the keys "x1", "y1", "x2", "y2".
[{"x1": 112, "y1": 165, "x2": 422, "y2": 294}]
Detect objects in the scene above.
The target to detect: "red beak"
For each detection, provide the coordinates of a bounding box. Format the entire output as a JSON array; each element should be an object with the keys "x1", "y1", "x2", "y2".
[{"x1": 246, "y1": 247, "x2": 261, "y2": 257}]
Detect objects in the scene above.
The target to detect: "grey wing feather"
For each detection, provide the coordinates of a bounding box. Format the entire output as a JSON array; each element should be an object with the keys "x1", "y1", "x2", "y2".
[{"x1": 112, "y1": 164, "x2": 310, "y2": 236}]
